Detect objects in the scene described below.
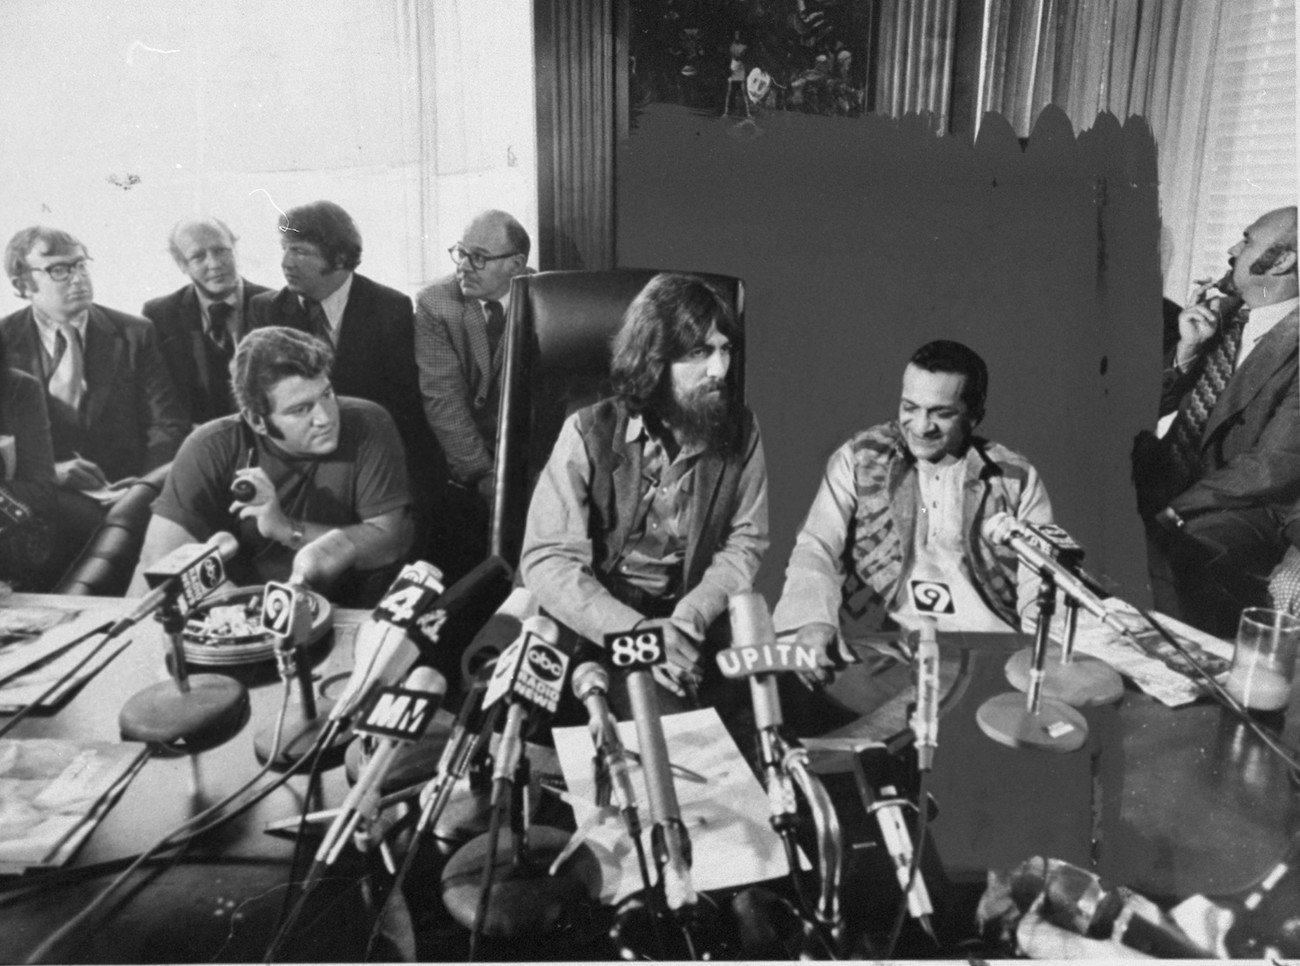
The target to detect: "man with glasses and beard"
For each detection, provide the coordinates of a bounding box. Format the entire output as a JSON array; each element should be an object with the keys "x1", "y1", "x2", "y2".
[
  {"x1": 128, "y1": 327, "x2": 412, "y2": 606},
  {"x1": 520, "y1": 273, "x2": 768, "y2": 714}
]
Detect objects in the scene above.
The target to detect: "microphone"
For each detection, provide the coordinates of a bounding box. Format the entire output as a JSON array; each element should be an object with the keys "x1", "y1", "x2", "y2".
[
  {"x1": 484, "y1": 615, "x2": 568, "y2": 795},
  {"x1": 329, "y1": 561, "x2": 445, "y2": 722},
  {"x1": 111, "y1": 532, "x2": 240, "y2": 637},
  {"x1": 612, "y1": 627, "x2": 696, "y2": 912},
  {"x1": 317, "y1": 665, "x2": 446, "y2": 866},
  {"x1": 981, "y1": 513, "x2": 1132, "y2": 640},
  {"x1": 911, "y1": 622, "x2": 940, "y2": 771},
  {"x1": 573, "y1": 663, "x2": 640, "y2": 816}
]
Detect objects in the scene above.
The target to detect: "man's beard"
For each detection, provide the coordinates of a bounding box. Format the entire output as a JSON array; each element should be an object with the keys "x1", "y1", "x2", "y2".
[{"x1": 659, "y1": 380, "x2": 740, "y2": 455}]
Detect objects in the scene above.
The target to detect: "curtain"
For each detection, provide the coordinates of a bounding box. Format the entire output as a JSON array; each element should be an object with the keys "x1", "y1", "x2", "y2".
[
  {"x1": 875, "y1": 0, "x2": 960, "y2": 132},
  {"x1": 535, "y1": 0, "x2": 616, "y2": 270},
  {"x1": 975, "y1": 0, "x2": 1296, "y2": 300}
]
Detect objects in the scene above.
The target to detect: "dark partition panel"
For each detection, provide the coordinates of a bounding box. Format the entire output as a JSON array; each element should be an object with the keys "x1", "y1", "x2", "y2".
[{"x1": 617, "y1": 103, "x2": 1161, "y2": 607}]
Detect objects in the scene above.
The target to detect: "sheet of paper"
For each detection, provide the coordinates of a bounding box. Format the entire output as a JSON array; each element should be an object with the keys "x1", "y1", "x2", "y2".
[
  {"x1": 1060, "y1": 602, "x2": 1233, "y2": 707},
  {"x1": 0, "y1": 603, "x2": 115, "y2": 683},
  {"x1": 552, "y1": 707, "x2": 795, "y2": 904}
]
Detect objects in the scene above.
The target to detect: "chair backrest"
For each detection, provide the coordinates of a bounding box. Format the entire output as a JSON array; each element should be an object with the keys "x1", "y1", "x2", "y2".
[
  {"x1": 55, "y1": 462, "x2": 171, "y2": 596},
  {"x1": 489, "y1": 268, "x2": 745, "y2": 566}
]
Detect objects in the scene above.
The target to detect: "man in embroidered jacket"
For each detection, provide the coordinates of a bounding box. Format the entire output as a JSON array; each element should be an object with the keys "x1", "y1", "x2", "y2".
[
  {"x1": 773, "y1": 340, "x2": 1054, "y2": 679},
  {"x1": 520, "y1": 273, "x2": 768, "y2": 713}
]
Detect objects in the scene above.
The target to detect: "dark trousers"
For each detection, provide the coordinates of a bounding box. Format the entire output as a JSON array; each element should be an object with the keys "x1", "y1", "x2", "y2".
[{"x1": 1146, "y1": 507, "x2": 1288, "y2": 638}]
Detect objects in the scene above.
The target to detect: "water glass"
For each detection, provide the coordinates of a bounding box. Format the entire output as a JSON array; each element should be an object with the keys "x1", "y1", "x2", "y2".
[{"x1": 1224, "y1": 608, "x2": 1300, "y2": 711}]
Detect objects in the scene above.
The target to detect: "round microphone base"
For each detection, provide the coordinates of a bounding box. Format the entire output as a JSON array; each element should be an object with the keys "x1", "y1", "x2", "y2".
[
  {"x1": 119, "y1": 675, "x2": 249, "y2": 751},
  {"x1": 976, "y1": 691, "x2": 1088, "y2": 753},
  {"x1": 440, "y1": 824, "x2": 601, "y2": 938},
  {"x1": 1004, "y1": 646, "x2": 1124, "y2": 707},
  {"x1": 252, "y1": 699, "x2": 348, "y2": 770}
]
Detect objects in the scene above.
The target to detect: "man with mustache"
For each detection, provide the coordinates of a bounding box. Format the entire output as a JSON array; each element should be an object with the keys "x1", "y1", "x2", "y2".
[
  {"x1": 773, "y1": 340, "x2": 1054, "y2": 682},
  {"x1": 1133, "y1": 206, "x2": 1299, "y2": 635},
  {"x1": 520, "y1": 273, "x2": 769, "y2": 710},
  {"x1": 129, "y1": 327, "x2": 412, "y2": 605}
]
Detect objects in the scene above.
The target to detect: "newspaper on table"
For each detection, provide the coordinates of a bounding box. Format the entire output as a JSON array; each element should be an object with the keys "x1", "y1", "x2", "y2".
[
  {"x1": 0, "y1": 737, "x2": 149, "y2": 873},
  {"x1": 552, "y1": 707, "x2": 801, "y2": 904},
  {"x1": 1054, "y1": 601, "x2": 1234, "y2": 707},
  {"x1": 0, "y1": 601, "x2": 132, "y2": 711}
]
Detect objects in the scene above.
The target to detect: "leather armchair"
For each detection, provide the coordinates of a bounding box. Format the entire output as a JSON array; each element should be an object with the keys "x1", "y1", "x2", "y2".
[
  {"x1": 55, "y1": 462, "x2": 171, "y2": 596},
  {"x1": 488, "y1": 269, "x2": 745, "y2": 567}
]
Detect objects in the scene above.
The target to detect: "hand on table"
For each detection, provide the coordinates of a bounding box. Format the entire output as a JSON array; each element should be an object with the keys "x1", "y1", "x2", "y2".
[
  {"x1": 794, "y1": 622, "x2": 838, "y2": 689},
  {"x1": 640, "y1": 617, "x2": 702, "y2": 698}
]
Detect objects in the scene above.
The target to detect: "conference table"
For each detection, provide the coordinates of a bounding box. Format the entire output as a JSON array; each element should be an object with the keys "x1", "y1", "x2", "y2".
[{"x1": 0, "y1": 592, "x2": 1297, "y2": 962}]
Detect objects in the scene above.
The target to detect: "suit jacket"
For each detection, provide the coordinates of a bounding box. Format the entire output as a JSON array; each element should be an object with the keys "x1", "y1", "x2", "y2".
[
  {"x1": 1164, "y1": 307, "x2": 1300, "y2": 517},
  {"x1": 143, "y1": 278, "x2": 270, "y2": 425},
  {"x1": 412, "y1": 274, "x2": 507, "y2": 486},
  {"x1": 248, "y1": 274, "x2": 441, "y2": 489},
  {"x1": 0, "y1": 304, "x2": 188, "y2": 482}
]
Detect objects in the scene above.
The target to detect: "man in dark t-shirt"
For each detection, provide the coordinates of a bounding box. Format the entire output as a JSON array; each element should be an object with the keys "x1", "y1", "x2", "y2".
[{"x1": 129, "y1": 327, "x2": 412, "y2": 603}]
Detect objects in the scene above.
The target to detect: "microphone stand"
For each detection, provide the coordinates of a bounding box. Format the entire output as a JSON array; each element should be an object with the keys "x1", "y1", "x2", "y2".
[
  {"x1": 976, "y1": 576, "x2": 1090, "y2": 753},
  {"x1": 118, "y1": 593, "x2": 249, "y2": 749},
  {"x1": 1004, "y1": 587, "x2": 1124, "y2": 708}
]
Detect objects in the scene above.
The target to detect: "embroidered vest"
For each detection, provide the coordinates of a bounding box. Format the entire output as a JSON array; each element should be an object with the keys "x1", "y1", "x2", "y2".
[{"x1": 841, "y1": 423, "x2": 1027, "y2": 628}]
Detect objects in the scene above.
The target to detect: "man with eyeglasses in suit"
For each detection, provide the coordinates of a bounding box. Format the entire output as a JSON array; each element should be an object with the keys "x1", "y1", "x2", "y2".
[
  {"x1": 413, "y1": 209, "x2": 532, "y2": 579},
  {"x1": 0, "y1": 226, "x2": 187, "y2": 570}
]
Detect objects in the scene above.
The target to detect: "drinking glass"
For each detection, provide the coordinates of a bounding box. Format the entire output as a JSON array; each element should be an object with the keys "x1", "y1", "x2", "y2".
[{"x1": 1224, "y1": 608, "x2": 1300, "y2": 711}]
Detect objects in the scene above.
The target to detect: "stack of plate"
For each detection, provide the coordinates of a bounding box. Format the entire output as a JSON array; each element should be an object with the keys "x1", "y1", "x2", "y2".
[{"x1": 181, "y1": 585, "x2": 333, "y2": 668}]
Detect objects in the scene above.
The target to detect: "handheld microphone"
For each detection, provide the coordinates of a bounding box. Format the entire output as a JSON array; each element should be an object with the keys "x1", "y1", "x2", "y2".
[
  {"x1": 112, "y1": 532, "x2": 240, "y2": 637},
  {"x1": 415, "y1": 660, "x2": 498, "y2": 829},
  {"x1": 572, "y1": 662, "x2": 641, "y2": 820},
  {"x1": 230, "y1": 478, "x2": 256, "y2": 503},
  {"x1": 609, "y1": 625, "x2": 697, "y2": 912},
  {"x1": 317, "y1": 665, "x2": 446, "y2": 866},
  {"x1": 484, "y1": 616, "x2": 568, "y2": 794},
  {"x1": 329, "y1": 561, "x2": 445, "y2": 722},
  {"x1": 981, "y1": 513, "x2": 1132, "y2": 640},
  {"x1": 911, "y1": 622, "x2": 940, "y2": 771}
]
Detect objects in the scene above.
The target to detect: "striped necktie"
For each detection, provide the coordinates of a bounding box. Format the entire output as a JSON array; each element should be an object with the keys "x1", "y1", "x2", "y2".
[{"x1": 1166, "y1": 306, "x2": 1248, "y2": 486}]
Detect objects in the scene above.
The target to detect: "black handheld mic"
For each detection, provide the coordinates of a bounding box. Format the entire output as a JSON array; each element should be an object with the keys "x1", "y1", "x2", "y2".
[
  {"x1": 981, "y1": 513, "x2": 1132, "y2": 640},
  {"x1": 112, "y1": 532, "x2": 240, "y2": 637}
]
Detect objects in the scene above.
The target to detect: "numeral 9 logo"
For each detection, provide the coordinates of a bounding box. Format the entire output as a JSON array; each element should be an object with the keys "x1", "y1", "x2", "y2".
[
  {"x1": 262, "y1": 582, "x2": 298, "y2": 635},
  {"x1": 609, "y1": 631, "x2": 665, "y2": 668},
  {"x1": 910, "y1": 579, "x2": 955, "y2": 614}
]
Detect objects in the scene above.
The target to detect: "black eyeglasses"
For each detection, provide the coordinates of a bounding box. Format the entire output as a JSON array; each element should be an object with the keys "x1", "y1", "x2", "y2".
[
  {"x1": 448, "y1": 244, "x2": 518, "y2": 271},
  {"x1": 29, "y1": 258, "x2": 93, "y2": 282}
]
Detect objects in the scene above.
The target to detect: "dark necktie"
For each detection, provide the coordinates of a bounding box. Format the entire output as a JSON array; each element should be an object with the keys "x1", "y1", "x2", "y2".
[
  {"x1": 484, "y1": 300, "x2": 505, "y2": 358},
  {"x1": 304, "y1": 298, "x2": 332, "y2": 346},
  {"x1": 207, "y1": 301, "x2": 234, "y2": 357},
  {"x1": 1167, "y1": 306, "x2": 1248, "y2": 485}
]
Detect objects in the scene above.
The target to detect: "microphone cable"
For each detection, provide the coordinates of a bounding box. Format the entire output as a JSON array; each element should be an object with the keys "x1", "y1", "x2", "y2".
[
  {"x1": 0, "y1": 621, "x2": 119, "y2": 742},
  {"x1": 22, "y1": 675, "x2": 298, "y2": 965},
  {"x1": 880, "y1": 765, "x2": 935, "y2": 959}
]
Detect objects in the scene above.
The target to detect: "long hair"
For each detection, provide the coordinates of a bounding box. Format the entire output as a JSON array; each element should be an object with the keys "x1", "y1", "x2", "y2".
[{"x1": 609, "y1": 273, "x2": 739, "y2": 414}]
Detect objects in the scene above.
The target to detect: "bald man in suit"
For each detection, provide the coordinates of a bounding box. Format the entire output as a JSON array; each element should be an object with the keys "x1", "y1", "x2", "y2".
[{"x1": 413, "y1": 209, "x2": 531, "y2": 578}]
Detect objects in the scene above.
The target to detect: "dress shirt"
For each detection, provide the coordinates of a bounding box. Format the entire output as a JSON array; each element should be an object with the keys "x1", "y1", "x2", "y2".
[
  {"x1": 521, "y1": 409, "x2": 769, "y2": 643},
  {"x1": 305, "y1": 272, "x2": 353, "y2": 347},
  {"x1": 32, "y1": 307, "x2": 88, "y2": 375},
  {"x1": 617, "y1": 418, "x2": 699, "y2": 599},
  {"x1": 891, "y1": 453, "x2": 1011, "y2": 632}
]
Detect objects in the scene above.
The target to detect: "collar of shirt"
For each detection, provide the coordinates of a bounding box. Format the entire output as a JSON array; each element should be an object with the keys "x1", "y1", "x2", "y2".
[
  {"x1": 1238, "y1": 296, "x2": 1299, "y2": 365},
  {"x1": 197, "y1": 280, "x2": 243, "y2": 331},
  {"x1": 32, "y1": 305, "x2": 88, "y2": 356},
  {"x1": 625, "y1": 413, "x2": 706, "y2": 465},
  {"x1": 305, "y1": 271, "x2": 353, "y2": 343},
  {"x1": 478, "y1": 289, "x2": 512, "y2": 318}
]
